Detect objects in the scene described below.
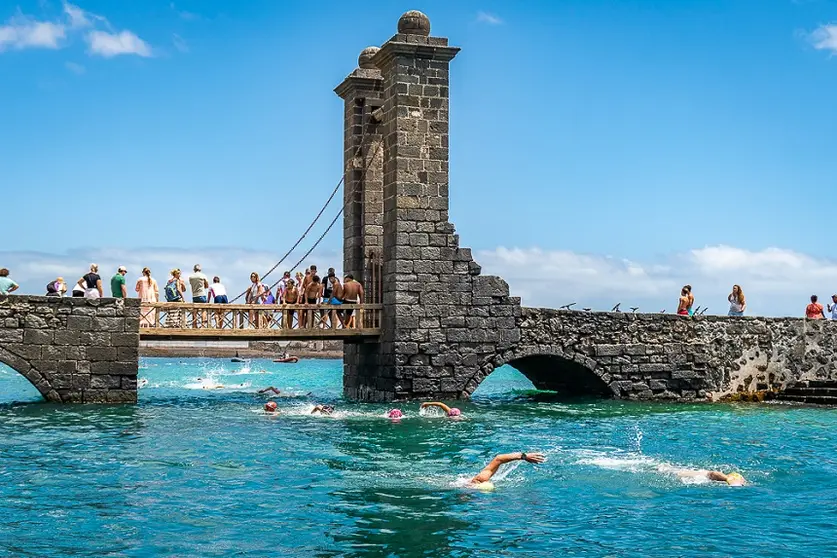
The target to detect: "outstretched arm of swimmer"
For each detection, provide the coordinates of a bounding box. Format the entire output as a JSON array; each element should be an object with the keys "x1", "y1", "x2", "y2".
[
  {"x1": 258, "y1": 387, "x2": 281, "y2": 395},
  {"x1": 420, "y1": 402, "x2": 451, "y2": 414},
  {"x1": 706, "y1": 471, "x2": 729, "y2": 482},
  {"x1": 470, "y1": 452, "x2": 546, "y2": 484},
  {"x1": 311, "y1": 405, "x2": 323, "y2": 414}
]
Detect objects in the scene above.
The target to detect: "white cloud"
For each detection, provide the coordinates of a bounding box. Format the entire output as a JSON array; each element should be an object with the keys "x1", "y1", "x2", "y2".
[
  {"x1": 0, "y1": 15, "x2": 65, "y2": 51},
  {"x1": 62, "y1": 2, "x2": 90, "y2": 29},
  {"x1": 0, "y1": 4, "x2": 152, "y2": 58},
  {"x1": 86, "y1": 30, "x2": 152, "y2": 58},
  {"x1": 2, "y1": 244, "x2": 834, "y2": 318},
  {"x1": 64, "y1": 60, "x2": 85, "y2": 74},
  {"x1": 476, "y1": 11, "x2": 503, "y2": 25},
  {"x1": 0, "y1": 246, "x2": 341, "y2": 302},
  {"x1": 476, "y1": 245, "x2": 837, "y2": 317},
  {"x1": 811, "y1": 24, "x2": 837, "y2": 54}
]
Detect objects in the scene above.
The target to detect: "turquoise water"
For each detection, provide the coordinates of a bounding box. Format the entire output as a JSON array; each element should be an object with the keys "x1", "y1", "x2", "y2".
[{"x1": 1, "y1": 358, "x2": 837, "y2": 557}]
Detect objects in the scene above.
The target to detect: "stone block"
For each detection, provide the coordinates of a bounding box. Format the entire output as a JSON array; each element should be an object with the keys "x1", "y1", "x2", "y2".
[
  {"x1": 87, "y1": 347, "x2": 118, "y2": 361},
  {"x1": 23, "y1": 330, "x2": 53, "y2": 345},
  {"x1": 92, "y1": 317, "x2": 125, "y2": 332},
  {"x1": 53, "y1": 330, "x2": 80, "y2": 346},
  {"x1": 82, "y1": 389, "x2": 109, "y2": 403},
  {"x1": 91, "y1": 375, "x2": 120, "y2": 389},
  {"x1": 66, "y1": 316, "x2": 93, "y2": 330},
  {"x1": 111, "y1": 333, "x2": 140, "y2": 347}
]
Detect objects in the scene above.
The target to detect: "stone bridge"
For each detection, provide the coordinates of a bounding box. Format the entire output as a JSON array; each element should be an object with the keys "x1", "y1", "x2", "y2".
[
  {"x1": 0, "y1": 296, "x2": 139, "y2": 403},
  {"x1": 339, "y1": 10, "x2": 837, "y2": 402}
]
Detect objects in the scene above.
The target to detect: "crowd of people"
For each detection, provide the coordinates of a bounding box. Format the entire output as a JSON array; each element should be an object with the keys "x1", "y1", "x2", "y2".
[
  {"x1": 0, "y1": 264, "x2": 365, "y2": 330},
  {"x1": 3, "y1": 267, "x2": 837, "y2": 323}
]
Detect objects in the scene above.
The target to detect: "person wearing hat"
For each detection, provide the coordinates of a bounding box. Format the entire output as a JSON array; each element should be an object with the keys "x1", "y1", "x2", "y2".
[{"x1": 111, "y1": 266, "x2": 128, "y2": 298}]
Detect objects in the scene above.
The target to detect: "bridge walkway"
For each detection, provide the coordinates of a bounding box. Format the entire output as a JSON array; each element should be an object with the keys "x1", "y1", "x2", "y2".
[{"x1": 139, "y1": 302, "x2": 381, "y2": 341}]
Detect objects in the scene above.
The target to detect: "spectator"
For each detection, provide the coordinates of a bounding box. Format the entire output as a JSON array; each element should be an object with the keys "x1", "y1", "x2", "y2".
[
  {"x1": 278, "y1": 271, "x2": 291, "y2": 303},
  {"x1": 806, "y1": 295, "x2": 825, "y2": 320},
  {"x1": 188, "y1": 264, "x2": 210, "y2": 328},
  {"x1": 111, "y1": 266, "x2": 128, "y2": 298},
  {"x1": 676, "y1": 287, "x2": 690, "y2": 316},
  {"x1": 208, "y1": 276, "x2": 228, "y2": 328},
  {"x1": 46, "y1": 279, "x2": 61, "y2": 297},
  {"x1": 303, "y1": 274, "x2": 323, "y2": 328},
  {"x1": 283, "y1": 278, "x2": 299, "y2": 329},
  {"x1": 829, "y1": 295, "x2": 837, "y2": 321},
  {"x1": 728, "y1": 285, "x2": 746, "y2": 316},
  {"x1": 165, "y1": 269, "x2": 187, "y2": 327},
  {"x1": 341, "y1": 274, "x2": 365, "y2": 328},
  {"x1": 71, "y1": 281, "x2": 85, "y2": 298},
  {"x1": 55, "y1": 277, "x2": 68, "y2": 297},
  {"x1": 136, "y1": 267, "x2": 159, "y2": 328},
  {"x1": 324, "y1": 274, "x2": 343, "y2": 329},
  {"x1": 684, "y1": 285, "x2": 694, "y2": 316},
  {"x1": 78, "y1": 264, "x2": 103, "y2": 299},
  {"x1": 245, "y1": 272, "x2": 266, "y2": 328},
  {"x1": 0, "y1": 268, "x2": 20, "y2": 295}
]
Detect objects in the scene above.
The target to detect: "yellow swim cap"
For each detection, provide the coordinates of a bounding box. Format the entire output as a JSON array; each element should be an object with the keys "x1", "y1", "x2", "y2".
[
  {"x1": 472, "y1": 481, "x2": 495, "y2": 491},
  {"x1": 726, "y1": 472, "x2": 745, "y2": 486}
]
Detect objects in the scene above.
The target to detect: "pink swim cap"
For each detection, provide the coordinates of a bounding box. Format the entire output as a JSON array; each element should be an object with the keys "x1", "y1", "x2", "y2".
[
  {"x1": 448, "y1": 408, "x2": 461, "y2": 417},
  {"x1": 264, "y1": 401, "x2": 278, "y2": 412},
  {"x1": 387, "y1": 409, "x2": 403, "y2": 419}
]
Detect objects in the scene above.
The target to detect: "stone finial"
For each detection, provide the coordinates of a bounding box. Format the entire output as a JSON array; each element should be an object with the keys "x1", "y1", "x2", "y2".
[
  {"x1": 397, "y1": 10, "x2": 430, "y2": 36},
  {"x1": 358, "y1": 46, "x2": 380, "y2": 69}
]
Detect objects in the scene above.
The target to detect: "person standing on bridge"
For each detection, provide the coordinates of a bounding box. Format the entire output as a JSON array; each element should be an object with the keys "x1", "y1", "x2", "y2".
[
  {"x1": 110, "y1": 266, "x2": 128, "y2": 298},
  {"x1": 677, "y1": 287, "x2": 690, "y2": 316},
  {"x1": 189, "y1": 264, "x2": 210, "y2": 328},
  {"x1": 78, "y1": 264, "x2": 103, "y2": 299},
  {"x1": 165, "y1": 269, "x2": 187, "y2": 328},
  {"x1": 806, "y1": 295, "x2": 825, "y2": 320},
  {"x1": 136, "y1": 267, "x2": 158, "y2": 328},
  {"x1": 283, "y1": 278, "x2": 299, "y2": 329},
  {"x1": 0, "y1": 268, "x2": 20, "y2": 295},
  {"x1": 728, "y1": 285, "x2": 746, "y2": 316},
  {"x1": 684, "y1": 285, "x2": 695, "y2": 316},
  {"x1": 245, "y1": 272, "x2": 266, "y2": 328},
  {"x1": 208, "y1": 276, "x2": 228, "y2": 328},
  {"x1": 341, "y1": 274, "x2": 364, "y2": 328}
]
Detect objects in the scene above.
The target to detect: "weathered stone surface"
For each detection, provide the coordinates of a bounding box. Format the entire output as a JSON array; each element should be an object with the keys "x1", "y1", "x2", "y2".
[{"x1": 0, "y1": 296, "x2": 139, "y2": 404}]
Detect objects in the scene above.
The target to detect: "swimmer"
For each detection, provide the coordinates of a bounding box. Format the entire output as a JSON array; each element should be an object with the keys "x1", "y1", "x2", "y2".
[
  {"x1": 264, "y1": 401, "x2": 279, "y2": 414},
  {"x1": 468, "y1": 452, "x2": 546, "y2": 491},
  {"x1": 258, "y1": 386, "x2": 281, "y2": 395},
  {"x1": 420, "y1": 401, "x2": 463, "y2": 419},
  {"x1": 660, "y1": 465, "x2": 746, "y2": 486},
  {"x1": 311, "y1": 404, "x2": 335, "y2": 415},
  {"x1": 387, "y1": 409, "x2": 403, "y2": 419}
]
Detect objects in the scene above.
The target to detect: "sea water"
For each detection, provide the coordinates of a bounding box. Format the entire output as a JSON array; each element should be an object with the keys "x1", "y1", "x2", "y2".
[{"x1": 1, "y1": 358, "x2": 836, "y2": 557}]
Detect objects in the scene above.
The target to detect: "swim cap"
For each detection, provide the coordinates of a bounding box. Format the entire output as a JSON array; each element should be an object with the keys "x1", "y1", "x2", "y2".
[
  {"x1": 387, "y1": 409, "x2": 403, "y2": 419},
  {"x1": 448, "y1": 408, "x2": 461, "y2": 417},
  {"x1": 726, "y1": 472, "x2": 745, "y2": 486},
  {"x1": 264, "y1": 401, "x2": 278, "y2": 413},
  {"x1": 471, "y1": 481, "x2": 495, "y2": 491}
]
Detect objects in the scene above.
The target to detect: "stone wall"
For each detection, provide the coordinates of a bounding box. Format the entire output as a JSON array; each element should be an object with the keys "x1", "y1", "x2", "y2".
[
  {"x1": 476, "y1": 309, "x2": 837, "y2": 401},
  {"x1": 0, "y1": 296, "x2": 140, "y2": 403}
]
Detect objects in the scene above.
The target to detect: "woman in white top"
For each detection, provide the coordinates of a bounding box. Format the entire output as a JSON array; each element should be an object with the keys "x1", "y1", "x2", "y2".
[
  {"x1": 728, "y1": 284, "x2": 746, "y2": 316},
  {"x1": 208, "y1": 276, "x2": 228, "y2": 329}
]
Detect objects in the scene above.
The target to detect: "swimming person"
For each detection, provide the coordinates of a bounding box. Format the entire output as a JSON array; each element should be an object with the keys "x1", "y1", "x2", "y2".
[
  {"x1": 659, "y1": 465, "x2": 746, "y2": 486},
  {"x1": 468, "y1": 452, "x2": 546, "y2": 491},
  {"x1": 258, "y1": 387, "x2": 281, "y2": 395},
  {"x1": 311, "y1": 404, "x2": 335, "y2": 415},
  {"x1": 264, "y1": 401, "x2": 279, "y2": 414},
  {"x1": 420, "y1": 401, "x2": 463, "y2": 418},
  {"x1": 387, "y1": 409, "x2": 404, "y2": 419}
]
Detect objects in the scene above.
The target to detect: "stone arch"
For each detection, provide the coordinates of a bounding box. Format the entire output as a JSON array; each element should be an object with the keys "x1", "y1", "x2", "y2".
[
  {"x1": 0, "y1": 346, "x2": 59, "y2": 402},
  {"x1": 463, "y1": 345, "x2": 616, "y2": 399}
]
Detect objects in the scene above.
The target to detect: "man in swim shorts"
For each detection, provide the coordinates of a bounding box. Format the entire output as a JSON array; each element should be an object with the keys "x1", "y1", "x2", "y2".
[
  {"x1": 468, "y1": 452, "x2": 546, "y2": 490},
  {"x1": 420, "y1": 401, "x2": 463, "y2": 418},
  {"x1": 341, "y1": 274, "x2": 365, "y2": 328}
]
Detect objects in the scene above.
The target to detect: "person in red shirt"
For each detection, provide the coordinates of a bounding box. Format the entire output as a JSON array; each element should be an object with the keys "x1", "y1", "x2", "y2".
[{"x1": 806, "y1": 295, "x2": 825, "y2": 319}]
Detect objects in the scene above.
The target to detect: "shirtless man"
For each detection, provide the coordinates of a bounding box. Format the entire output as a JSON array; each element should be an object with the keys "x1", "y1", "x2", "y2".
[
  {"x1": 468, "y1": 452, "x2": 546, "y2": 491},
  {"x1": 341, "y1": 274, "x2": 365, "y2": 328},
  {"x1": 684, "y1": 284, "x2": 694, "y2": 315},
  {"x1": 283, "y1": 279, "x2": 299, "y2": 329},
  {"x1": 659, "y1": 465, "x2": 746, "y2": 486},
  {"x1": 324, "y1": 275, "x2": 344, "y2": 329},
  {"x1": 420, "y1": 401, "x2": 463, "y2": 418},
  {"x1": 677, "y1": 287, "x2": 690, "y2": 316},
  {"x1": 303, "y1": 275, "x2": 323, "y2": 328}
]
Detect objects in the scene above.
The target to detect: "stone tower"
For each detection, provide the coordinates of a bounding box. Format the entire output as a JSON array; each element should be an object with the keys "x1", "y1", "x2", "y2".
[{"x1": 337, "y1": 11, "x2": 522, "y2": 401}]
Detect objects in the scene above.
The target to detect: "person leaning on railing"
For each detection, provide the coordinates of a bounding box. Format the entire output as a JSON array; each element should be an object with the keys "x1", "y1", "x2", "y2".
[
  {"x1": 283, "y1": 278, "x2": 299, "y2": 329},
  {"x1": 164, "y1": 269, "x2": 187, "y2": 328},
  {"x1": 207, "y1": 276, "x2": 228, "y2": 329}
]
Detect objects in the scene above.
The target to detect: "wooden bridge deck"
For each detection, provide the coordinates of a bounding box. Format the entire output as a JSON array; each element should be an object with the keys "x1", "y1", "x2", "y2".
[{"x1": 138, "y1": 302, "x2": 381, "y2": 341}]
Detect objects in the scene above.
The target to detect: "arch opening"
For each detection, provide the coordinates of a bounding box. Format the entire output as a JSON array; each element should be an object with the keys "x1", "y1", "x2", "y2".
[
  {"x1": 0, "y1": 363, "x2": 45, "y2": 405},
  {"x1": 506, "y1": 354, "x2": 613, "y2": 399}
]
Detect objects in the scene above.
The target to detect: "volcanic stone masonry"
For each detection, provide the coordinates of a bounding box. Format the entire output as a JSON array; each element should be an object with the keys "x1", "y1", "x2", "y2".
[{"x1": 0, "y1": 296, "x2": 139, "y2": 403}]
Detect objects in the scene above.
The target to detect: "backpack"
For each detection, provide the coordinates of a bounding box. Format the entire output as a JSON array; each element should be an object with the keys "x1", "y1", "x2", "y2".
[{"x1": 165, "y1": 280, "x2": 181, "y2": 302}]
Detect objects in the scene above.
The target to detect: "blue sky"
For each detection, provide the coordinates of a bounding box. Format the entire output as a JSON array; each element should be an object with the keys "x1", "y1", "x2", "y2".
[{"x1": 2, "y1": 0, "x2": 837, "y2": 315}]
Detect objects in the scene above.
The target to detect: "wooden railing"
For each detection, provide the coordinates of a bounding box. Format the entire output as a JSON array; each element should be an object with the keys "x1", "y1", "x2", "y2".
[{"x1": 139, "y1": 302, "x2": 382, "y2": 339}]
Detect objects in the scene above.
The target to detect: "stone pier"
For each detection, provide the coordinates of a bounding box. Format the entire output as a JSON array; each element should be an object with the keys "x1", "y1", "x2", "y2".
[{"x1": 0, "y1": 296, "x2": 140, "y2": 403}]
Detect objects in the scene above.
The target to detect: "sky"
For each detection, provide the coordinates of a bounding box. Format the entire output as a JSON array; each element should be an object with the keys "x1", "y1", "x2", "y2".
[{"x1": 1, "y1": 0, "x2": 836, "y2": 316}]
